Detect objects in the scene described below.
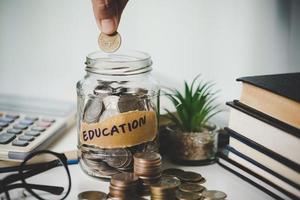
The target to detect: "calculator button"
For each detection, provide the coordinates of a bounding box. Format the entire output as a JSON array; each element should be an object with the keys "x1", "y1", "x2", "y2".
[
  {"x1": 7, "y1": 129, "x2": 22, "y2": 135},
  {"x1": 31, "y1": 127, "x2": 46, "y2": 132},
  {"x1": 5, "y1": 114, "x2": 19, "y2": 119},
  {"x1": 36, "y1": 122, "x2": 51, "y2": 128},
  {"x1": 13, "y1": 124, "x2": 28, "y2": 130},
  {"x1": 0, "y1": 122, "x2": 9, "y2": 128},
  {"x1": 20, "y1": 119, "x2": 34, "y2": 126},
  {"x1": 0, "y1": 117, "x2": 14, "y2": 123},
  {"x1": 12, "y1": 140, "x2": 29, "y2": 146},
  {"x1": 19, "y1": 135, "x2": 35, "y2": 141},
  {"x1": 42, "y1": 118, "x2": 56, "y2": 123},
  {"x1": 0, "y1": 133, "x2": 16, "y2": 144},
  {"x1": 25, "y1": 131, "x2": 40, "y2": 137},
  {"x1": 25, "y1": 116, "x2": 39, "y2": 121}
]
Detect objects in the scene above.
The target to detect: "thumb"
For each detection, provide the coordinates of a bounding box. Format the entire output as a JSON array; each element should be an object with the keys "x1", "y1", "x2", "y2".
[{"x1": 92, "y1": 0, "x2": 128, "y2": 35}]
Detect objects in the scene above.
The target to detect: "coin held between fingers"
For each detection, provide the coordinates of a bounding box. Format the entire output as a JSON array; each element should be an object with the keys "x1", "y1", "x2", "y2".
[{"x1": 98, "y1": 32, "x2": 121, "y2": 53}]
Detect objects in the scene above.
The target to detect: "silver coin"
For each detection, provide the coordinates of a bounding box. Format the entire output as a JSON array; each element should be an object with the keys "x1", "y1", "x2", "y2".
[
  {"x1": 100, "y1": 109, "x2": 119, "y2": 122},
  {"x1": 83, "y1": 95, "x2": 104, "y2": 123},
  {"x1": 78, "y1": 191, "x2": 107, "y2": 200},
  {"x1": 103, "y1": 95, "x2": 120, "y2": 110},
  {"x1": 118, "y1": 94, "x2": 145, "y2": 113},
  {"x1": 104, "y1": 148, "x2": 131, "y2": 169}
]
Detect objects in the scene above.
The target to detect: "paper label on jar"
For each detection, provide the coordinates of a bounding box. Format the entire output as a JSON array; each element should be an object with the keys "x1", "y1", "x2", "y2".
[{"x1": 80, "y1": 111, "x2": 157, "y2": 148}]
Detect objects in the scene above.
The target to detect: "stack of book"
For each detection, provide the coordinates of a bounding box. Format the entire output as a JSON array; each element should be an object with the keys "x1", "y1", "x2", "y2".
[{"x1": 218, "y1": 73, "x2": 300, "y2": 200}]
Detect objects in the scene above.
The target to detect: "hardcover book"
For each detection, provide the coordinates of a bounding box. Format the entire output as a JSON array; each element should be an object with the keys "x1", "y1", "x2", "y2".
[{"x1": 237, "y1": 73, "x2": 300, "y2": 128}]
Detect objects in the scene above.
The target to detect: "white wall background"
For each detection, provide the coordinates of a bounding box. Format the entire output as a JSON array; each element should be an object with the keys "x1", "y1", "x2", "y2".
[{"x1": 0, "y1": 0, "x2": 299, "y2": 126}]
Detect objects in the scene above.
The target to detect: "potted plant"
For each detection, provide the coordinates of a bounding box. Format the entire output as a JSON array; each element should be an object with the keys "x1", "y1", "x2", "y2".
[{"x1": 164, "y1": 75, "x2": 221, "y2": 165}]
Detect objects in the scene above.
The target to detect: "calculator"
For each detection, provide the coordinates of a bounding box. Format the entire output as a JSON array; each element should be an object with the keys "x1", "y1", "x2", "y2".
[{"x1": 0, "y1": 95, "x2": 76, "y2": 161}]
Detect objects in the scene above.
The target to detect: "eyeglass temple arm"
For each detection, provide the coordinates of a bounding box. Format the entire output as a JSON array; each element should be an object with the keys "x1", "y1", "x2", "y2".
[
  {"x1": 1, "y1": 183, "x2": 64, "y2": 195},
  {"x1": 2, "y1": 160, "x2": 60, "y2": 185}
]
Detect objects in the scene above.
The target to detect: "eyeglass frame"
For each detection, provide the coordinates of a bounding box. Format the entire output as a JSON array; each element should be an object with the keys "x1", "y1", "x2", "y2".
[{"x1": 0, "y1": 150, "x2": 72, "y2": 200}]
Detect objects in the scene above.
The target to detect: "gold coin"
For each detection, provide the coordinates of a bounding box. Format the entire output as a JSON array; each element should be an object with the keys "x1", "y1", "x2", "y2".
[
  {"x1": 111, "y1": 172, "x2": 139, "y2": 186},
  {"x1": 179, "y1": 182, "x2": 206, "y2": 193},
  {"x1": 134, "y1": 152, "x2": 161, "y2": 162},
  {"x1": 77, "y1": 191, "x2": 107, "y2": 200},
  {"x1": 202, "y1": 190, "x2": 227, "y2": 200},
  {"x1": 98, "y1": 32, "x2": 121, "y2": 53},
  {"x1": 150, "y1": 175, "x2": 181, "y2": 192},
  {"x1": 175, "y1": 190, "x2": 202, "y2": 200},
  {"x1": 178, "y1": 171, "x2": 203, "y2": 182}
]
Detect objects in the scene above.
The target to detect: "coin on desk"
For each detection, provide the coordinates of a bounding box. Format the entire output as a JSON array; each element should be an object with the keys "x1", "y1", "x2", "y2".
[
  {"x1": 77, "y1": 191, "x2": 107, "y2": 200},
  {"x1": 98, "y1": 32, "x2": 121, "y2": 53},
  {"x1": 179, "y1": 182, "x2": 206, "y2": 193},
  {"x1": 202, "y1": 190, "x2": 227, "y2": 200},
  {"x1": 175, "y1": 190, "x2": 203, "y2": 200},
  {"x1": 178, "y1": 171, "x2": 203, "y2": 182}
]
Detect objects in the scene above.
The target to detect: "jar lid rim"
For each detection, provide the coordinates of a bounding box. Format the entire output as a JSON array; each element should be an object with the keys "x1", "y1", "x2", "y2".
[
  {"x1": 86, "y1": 50, "x2": 150, "y2": 63},
  {"x1": 85, "y1": 50, "x2": 152, "y2": 76}
]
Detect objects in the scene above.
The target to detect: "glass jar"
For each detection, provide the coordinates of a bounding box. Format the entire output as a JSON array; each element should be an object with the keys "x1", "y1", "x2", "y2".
[{"x1": 76, "y1": 50, "x2": 159, "y2": 178}]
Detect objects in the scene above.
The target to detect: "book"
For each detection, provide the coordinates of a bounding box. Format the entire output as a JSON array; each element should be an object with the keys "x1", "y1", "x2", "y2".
[
  {"x1": 225, "y1": 143, "x2": 300, "y2": 189},
  {"x1": 227, "y1": 101, "x2": 300, "y2": 164},
  {"x1": 225, "y1": 150, "x2": 300, "y2": 198},
  {"x1": 228, "y1": 135, "x2": 300, "y2": 185},
  {"x1": 218, "y1": 152, "x2": 297, "y2": 200},
  {"x1": 237, "y1": 73, "x2": 300, "y2": 128}
]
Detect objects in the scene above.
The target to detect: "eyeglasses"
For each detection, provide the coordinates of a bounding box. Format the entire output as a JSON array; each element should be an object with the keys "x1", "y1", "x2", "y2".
[{"x1": 0, "y1": 150, "x2": 71, "y2": 200}]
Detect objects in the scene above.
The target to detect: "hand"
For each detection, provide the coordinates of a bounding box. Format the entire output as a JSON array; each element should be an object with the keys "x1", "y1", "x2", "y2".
[{"x1": 92, "y1": 0, "x2": 128, "y2": 35}]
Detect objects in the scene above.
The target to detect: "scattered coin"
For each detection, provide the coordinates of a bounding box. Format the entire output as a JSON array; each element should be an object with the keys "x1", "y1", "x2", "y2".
[
  {"x1": 98, "y1": 32, "x2": 121, "y2": 53},
  {"x1": 77, "y1": 191, "x2": 107, "y2": 200},
  {"x1": 179, "y1": 182, "x2": 206, "y2": 193},
  {"x1": 202, "y1": 190, "x2": 227, "y2": 200},
  {"x1": 175, "y1": 190, "x2": 203, "y2": 200},
  {"x1": 150, "y1": 175, "x2": 181, "y2": 191},
  {"x1": 178, "y1": 171, "x2": 203, "y2": 183}
]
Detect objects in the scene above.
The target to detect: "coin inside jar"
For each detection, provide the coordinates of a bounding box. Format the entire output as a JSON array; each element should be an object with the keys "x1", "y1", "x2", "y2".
[
  {"x1": 83, "y1": 95, "x2": 103, "y2": 123},
  {"x1": 77, "y1": 191, "x2": 107, "y2": 200},
  {"x1": 98, "y1": 32, "x2": 121, "y2": 53}
]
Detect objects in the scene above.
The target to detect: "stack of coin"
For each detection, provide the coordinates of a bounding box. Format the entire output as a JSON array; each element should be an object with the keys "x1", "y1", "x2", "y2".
[
  {"x1": 150, "y1": 175, "x2": 181, "y2": 200},
  {"x1": 109, "y1": 172, "x2": 139, "y2": 199},
  {"x1": 77, "y1": 191, "x2": 107, "y2": 200},
  {"x1": 133, "y1": 152, "x2": 162, "y2": 194}
]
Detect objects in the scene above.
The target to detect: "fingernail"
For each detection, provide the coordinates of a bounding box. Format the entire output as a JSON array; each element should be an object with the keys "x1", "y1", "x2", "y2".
[{"x1": 100, "y1": 18, "x2": 117, "y2": 35}]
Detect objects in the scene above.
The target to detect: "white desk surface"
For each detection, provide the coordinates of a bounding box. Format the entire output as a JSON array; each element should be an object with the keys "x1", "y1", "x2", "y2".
[{"x1": 2, "y1": 126, "x2": 274, "y2": 200}]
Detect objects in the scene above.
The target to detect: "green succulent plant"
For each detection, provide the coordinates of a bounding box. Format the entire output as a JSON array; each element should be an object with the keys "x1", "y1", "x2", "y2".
[{"x1": 165, "y1": 75, "x2": 221, "y2": 132}]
